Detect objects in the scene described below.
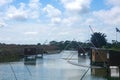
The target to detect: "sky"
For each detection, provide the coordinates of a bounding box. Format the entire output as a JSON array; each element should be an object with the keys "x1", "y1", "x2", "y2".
[{"x1": 0, "y1": 0, "x2": 120, "y2": 44}]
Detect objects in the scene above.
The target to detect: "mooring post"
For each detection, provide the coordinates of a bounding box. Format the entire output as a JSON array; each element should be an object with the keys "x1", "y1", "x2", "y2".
[
  {"x1": 106, "y1": 66, "x2": 110, "y2": 77},
  {"x1": 106, "y1": 59, "x2": 110, "y2": 77}
]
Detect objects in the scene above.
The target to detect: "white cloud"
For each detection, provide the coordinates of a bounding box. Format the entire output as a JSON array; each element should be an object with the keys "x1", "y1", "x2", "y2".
[
  {"x1": 106, "y1": 0, "x2": 120, "y2": 7},
  {"x1": 58, "y1": 32, "x2": 69, "y2": 36},
  {"x1": 5, "y1": 0, "x2": 41, "y2": 21},
  {"x1": 0, "y1": 0, "x2": 93, "y2": 44},
  {"x1": 43, "y1": 4, "x2": 62, "y2": 24},
  {"x1": 51, "y1": 17, "x2": 61, "y2": 24},
  {"x1": 6, "y1": 4, "x2": 28, "y2": 21},
  {"x1": 93, "y1": 6, "x2": 120, "y2": 25},
  {"x1": 43, "y1": 4, "x2": 83, "y2": 26},
  {"x1": 43, "y1": 4, "x2": 61, "y2": 17},
  {"x1": 102, "y1": 0, "x2": 120, "y2": 25},
  {"x1": 82, "y1": 1, "x2": 120, "y2": 42},
  {"x1": 62, "y1": 16, "x2": 80, "y2": 26},
  {"x1": 0, "y1": 14, "x2": 6, "y2": 27},
  {"x1": 29, "y1": 0, "x2": 40, "y2": 9},
  {"x1": 0, "y1": 21, "x2": 6, "y2": 27},
  {"x1": 61, "y1": 0, "x2": 91, "y2": 14},
  {"x1": 57, "y1": 0, "x2": 92, "y2": 27},
  {"x1": 24, "y1": 31, "x2": 38, "y2": 35},
  {"x1": 28, "y1": 0, "x2": 41, "y2": 19},
  {"x1": 84, "y1": 18, "x2": 95, "y2": 25},
  {"x1": 0, "y1": 0, "x2": 13, "y2": 6}
]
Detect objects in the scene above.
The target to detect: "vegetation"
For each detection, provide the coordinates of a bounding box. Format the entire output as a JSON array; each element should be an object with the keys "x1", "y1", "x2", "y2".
[
  {"x1": 0, "y1": 44, "x2": 58, "y2": 62},
  {"x1": 0, "y1": 44, "x2": 24, "y2": 62},
  {"x1": 49, "y1": 32, "x2": 120, "y2": 51},
  {"x1": 106, "y1": 42, "x2": 120, "y2": 51},
  {"x1": 90, "y1": 32, "x2": 107, "y2": 48},
  {"x1": 0, "y1": 32, "x2": 120, "y2": 62},
  {"x1": 49, "y1": 40, "x2": 92, "y2": 50}
]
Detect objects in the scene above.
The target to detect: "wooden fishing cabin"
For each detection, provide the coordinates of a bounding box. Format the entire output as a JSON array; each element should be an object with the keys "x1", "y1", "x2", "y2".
[
  {"x1": 90, "y1": 48, "x2": 120, "y2": 77},
  {"x1": 90, "y1": 48, "x2": 120, "y2": 67}
]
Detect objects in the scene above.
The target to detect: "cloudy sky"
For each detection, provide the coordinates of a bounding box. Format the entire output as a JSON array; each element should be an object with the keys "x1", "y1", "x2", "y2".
[{"x1": 0, "y1": 0, "x2": 120, "y2": 44}]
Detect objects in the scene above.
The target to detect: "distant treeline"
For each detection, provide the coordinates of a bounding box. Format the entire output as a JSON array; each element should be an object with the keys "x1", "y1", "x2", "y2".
[
  {"x1": 0, "y1": 40, "x2": 120, "y2": 51},
  {"x1": 49, "y1": 40, "x2": 92, "y2": 50},
  {"x1": 49, "y1": 40, "x2": 120, "y2": 51}
]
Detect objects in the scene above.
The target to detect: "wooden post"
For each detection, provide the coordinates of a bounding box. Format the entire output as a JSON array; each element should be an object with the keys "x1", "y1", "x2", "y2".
[
  {"x1": 90, "y1": 48, "x2": 92, "y2": 65},
  {"x1": 106, "y1": 65, "x2": 110, "y2": 77}
]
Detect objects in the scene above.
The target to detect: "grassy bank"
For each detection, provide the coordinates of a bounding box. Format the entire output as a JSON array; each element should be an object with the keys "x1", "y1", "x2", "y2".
[
  {"x1": 0, "y1": 45, "x2": 24, "y2": 62},
  {"x1": 0, "y1": 44, "x2": 59, "y2": 62}
]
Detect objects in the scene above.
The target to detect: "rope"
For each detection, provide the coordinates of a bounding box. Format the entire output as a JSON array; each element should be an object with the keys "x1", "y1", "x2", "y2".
[
  {"x1": 60, "y1": 39, "x2": 75, "y2": 60},
  {"x1": 68, "y1": 60, "x2": 103, "y2": 68},
  {"x1": 67, "y1": 52, "x2": 75, "y2": 61},
  {"x1": 66, "y1": 39, "x2": 88, "y2": 65},
  {"x1": 25, "y1": 65, "x2": 32, "y2": 76},
  {"x1": 89, "y1": 25, "x2": 107, "y2": 67},
  {"x1": 80, "y1": 67, "x2": 90, "y2": 80},
  {"x1": 9, "y1": 63, "x2": 17, "y2": 80},
  {"x1": 76, "y1": 42, "x2": 86, "y2": 53},
  {"x1": 65, "y1": 51, "x2": 74, "y2": 61},
  {"x1": 0, "y1": 53, "x2": 18, "y2": 80},
  {"x1": 89, "y1": 25, "x2": 100, "y2": 47},
  {"x1": 67, "y1": 60, "x2": 89, "y2": 68}
]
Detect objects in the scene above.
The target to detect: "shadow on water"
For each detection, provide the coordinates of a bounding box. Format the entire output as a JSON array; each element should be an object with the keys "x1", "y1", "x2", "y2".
[{"x1": 90, "y1": 67, "x2": 120, "y2": 80}]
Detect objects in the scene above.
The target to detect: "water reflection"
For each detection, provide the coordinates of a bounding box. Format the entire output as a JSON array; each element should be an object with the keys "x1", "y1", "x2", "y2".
[
  {"x1": 90, "y1": 67, "x2": 120, "y2": 80},
  {"x1": 0, "y1": 51, "x2": 119, "y2": 80},
  {"x1": 24, "y1": 58, "x2": 36, "y2": 65},
  {"x1": 110, "y1": 66, "x2": 119, "y2": 77},
  {"x1": 91, "y1": 68, "x2": 108, "y2": 77},
  {"x1": 24, "y1": 55, "x2": 37, "y2": 65}
]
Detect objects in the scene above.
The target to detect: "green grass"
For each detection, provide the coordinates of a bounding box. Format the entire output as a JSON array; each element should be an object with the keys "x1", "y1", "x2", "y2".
[
  {"x1": 107, "y1": 47, "x2": 120, "y2": 52},
  {"x1": 0, "y1": 46, "x2": 24, "y2": 62},
  {"x1": 0, "y1": 44, "x2": 58, "y2": 62}
]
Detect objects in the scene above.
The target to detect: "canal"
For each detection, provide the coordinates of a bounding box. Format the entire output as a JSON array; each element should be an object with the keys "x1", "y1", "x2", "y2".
[{"x1": 0, "y1": 51, "x2": 116, "y2": 80}]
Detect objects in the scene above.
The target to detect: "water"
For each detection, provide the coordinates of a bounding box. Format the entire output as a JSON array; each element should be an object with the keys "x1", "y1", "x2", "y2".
[{"x1": 0, "y1": 51, "x2": 118, "y2": 80}]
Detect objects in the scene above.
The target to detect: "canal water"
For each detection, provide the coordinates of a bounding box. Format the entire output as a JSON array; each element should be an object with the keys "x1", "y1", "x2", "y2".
[{"x1": 0, "y1": 51, "x2": 118, "y2": 80}]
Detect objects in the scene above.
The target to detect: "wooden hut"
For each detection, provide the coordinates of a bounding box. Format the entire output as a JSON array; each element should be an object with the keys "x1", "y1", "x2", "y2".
[
  {"x1": 24, "y1": 48, "x2": 37, "y2": 56},
  {"x1": 78, "y1": 47, "x2": 90, "y2": 56},
  {"x1": 90, "y1": 48, "x2": 109, "y2": 66},
  {"x1": 91, "y1": 48, "x2": 120, "y2": 66},
  {"x1": 91, "y1": 48, "x2": 120, "y2": 77},
  {"x1": 24, "y1": 48, "x2": 37, "y2": 60}
]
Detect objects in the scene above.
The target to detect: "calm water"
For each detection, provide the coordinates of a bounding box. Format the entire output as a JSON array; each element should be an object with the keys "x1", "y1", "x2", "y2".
[{"x1": 0, "y1": 51, "x2": 117, "y2": 80}]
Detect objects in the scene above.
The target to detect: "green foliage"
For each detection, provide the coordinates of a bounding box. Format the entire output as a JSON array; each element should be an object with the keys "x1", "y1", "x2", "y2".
[
  {"x1": 49, "y1": 40, "x2": 91, "y2": 50},
  {"x1": 91, "y1": 32, "x2": 107, "y2": 48},
  {"x1": 106, "y1": 42, "x2": 120, "y2": 51},
  {"x1": 37, "y1": 43, "x2": 41, "y2": 45}
]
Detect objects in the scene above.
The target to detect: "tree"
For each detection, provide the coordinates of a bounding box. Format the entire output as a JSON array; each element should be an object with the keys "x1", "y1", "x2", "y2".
[
  {"x1": 37, "y1": 43, "x2": 41, "y2": 45},
  {"x1": 90, "y1": 32, "x2": 107, "y2": 48},
  {"x1": 49, "y1": 41, "x2": 58, "y2": 46}
]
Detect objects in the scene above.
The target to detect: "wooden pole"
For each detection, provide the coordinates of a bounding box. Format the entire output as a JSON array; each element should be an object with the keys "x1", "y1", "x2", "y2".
[{"x1": 116, "y1": 30, "x2": 117, "y2": 43}]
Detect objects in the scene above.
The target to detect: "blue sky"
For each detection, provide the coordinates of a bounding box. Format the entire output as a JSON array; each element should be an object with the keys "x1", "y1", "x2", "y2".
[{"x1": 0, "y1": 0, "x2": 120, "y2": 44}]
